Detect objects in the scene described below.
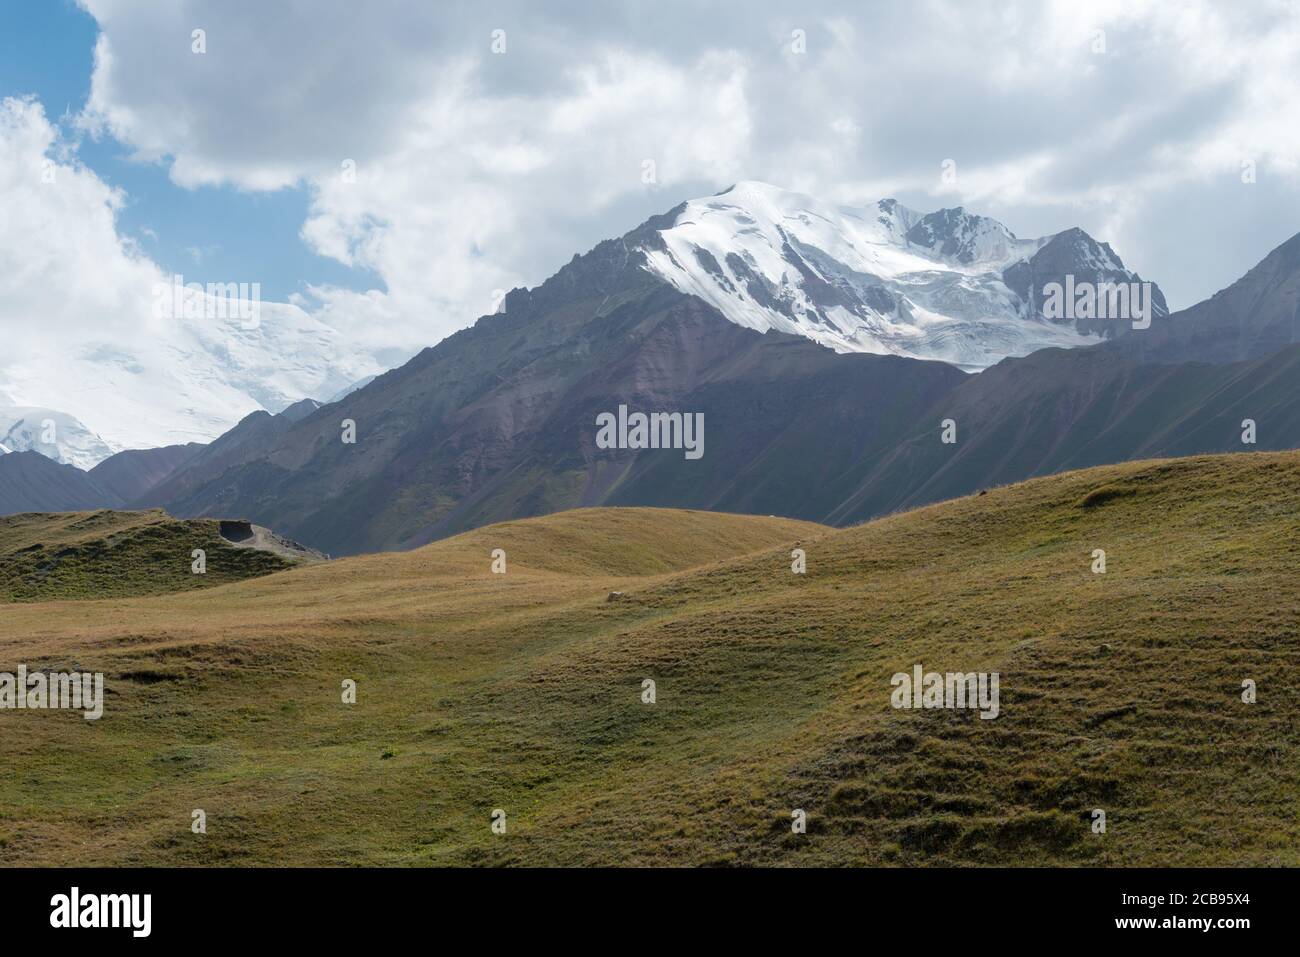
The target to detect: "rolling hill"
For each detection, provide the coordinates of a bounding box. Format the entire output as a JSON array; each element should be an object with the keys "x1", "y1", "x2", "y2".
[
  {"x1": 0, "y1": 509, "x2": 310, "y2": 602},
  {"x1": 0, "y1": 453, "x2": 1295, "y2": 866}
]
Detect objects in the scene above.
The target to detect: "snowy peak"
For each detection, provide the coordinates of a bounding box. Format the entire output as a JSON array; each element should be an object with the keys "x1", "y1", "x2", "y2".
[
  {"x1": 1041, "y1": 227, "x2": 1126, "y2": 271},
  {"x1": 905, "y1": 207, "x2": 1032, "y2": 266},
  {"x1": 0, "y1": 406, "x2": 117, "y2": 471},
  {"x1": 1002, "y1": 228, "x2": 1170, "y2": 337},
  {"x1": 0, "y1": 299, "x2": 387, "y2": 469},
  {"x1": 635, "y1": 181, "x2": 1163, "y2": 371},
  {"x1": 872, "y1": 198, "x2": 923, "y2": 244}
]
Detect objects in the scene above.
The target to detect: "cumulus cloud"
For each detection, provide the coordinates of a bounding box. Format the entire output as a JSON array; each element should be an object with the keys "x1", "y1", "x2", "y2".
[
  {"x1": 0, "y1": 96, "x2": 159, "y2": 353},
  {"x1": 68, "y1": 0, "x2": 1300, "y2": 334}
]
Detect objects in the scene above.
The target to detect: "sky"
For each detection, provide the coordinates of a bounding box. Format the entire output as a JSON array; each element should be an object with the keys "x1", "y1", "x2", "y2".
[{"x1": 2, "y1": 0, "x2": 1299, "y2": 396}]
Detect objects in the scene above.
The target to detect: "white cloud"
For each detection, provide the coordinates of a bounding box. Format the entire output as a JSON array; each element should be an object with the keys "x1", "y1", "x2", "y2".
[{"x1": 67, "y1": 0, "x2": 1300, "y2": 321}]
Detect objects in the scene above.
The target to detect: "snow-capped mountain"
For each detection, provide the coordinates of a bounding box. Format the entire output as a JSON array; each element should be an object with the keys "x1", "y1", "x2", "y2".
[
  {"x1": 637, "y1": 181, "x2": 1166, "y2": 370},
  {"x1": 0, "y1": 406, "x2": 117, "y2": 471},
  {"x1": 0, "y1": 295, "x2": 388, "y2": 468}
]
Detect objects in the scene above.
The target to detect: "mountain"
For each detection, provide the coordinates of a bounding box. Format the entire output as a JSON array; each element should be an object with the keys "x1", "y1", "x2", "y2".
[
  {"x1": 0, "y1": 405, "x2": 117, "y2": 470},
  {"x1": 810, "y1": 226, "x2": 1300, "y2": 522},
  {"x1": 87, "y1": 442, "x2": 205, "y2": 503},
  {"x1": 148, "y1": 276, "x2": 964, "y2": 554},
  {"x1": 134, "y1": 403, "x2": 320, "y2": 508},
  {"x1": 135, "y1": 187, "x2": 1300, "y2": 555},
  {"x1": 824, "y1": 341, "x2": 1300, "y2": 524},
  {"x1": 0, "y1": 450, "x2": 123, "y2": 513},
  {"x1": 326, "y1": 375, "x2": 378, "y2": 403},
  {"x1": 639, "y1": 182, "x2": 1166, "y2": 370},
  {"x1": 1, "y1": 182, "x2": 1155, "y2": 474},
  {"x1": 1002, "y1": 226, "x2": 1170, "y2": 339},
  {"x1": 1108, "y1": 230, "x2": 1300, "y2": 365},
  {"x1": 0, "y1": 294, "x2": 387, "y2": 466},
  {"x1": 278, "y1": 397, "x2": 324, "y2": 422},
  {"x1": 5, "y1": 453, "x2": 1296, "y2": 865}
]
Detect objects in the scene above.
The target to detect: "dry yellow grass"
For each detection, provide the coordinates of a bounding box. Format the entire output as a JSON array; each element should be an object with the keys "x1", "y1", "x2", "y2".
[{"x1": 0, "y1": 455, "x2": 1296, "y2": 867}]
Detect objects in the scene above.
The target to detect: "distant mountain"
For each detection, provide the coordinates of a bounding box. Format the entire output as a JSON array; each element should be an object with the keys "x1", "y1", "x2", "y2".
[
  {"x1": 277, "y1": 398, "x2": 323, "y2": 423},
  {"x1": 325, "y1": 375, "x2": 378, "y2": 404},
  {"x1": 147, "y1": 276, "x2": 964, "y2": 554},
  {"x1": 0, "y1": 406, "x2": 117, "y2": 470},
  {"x1": 0, "y1": 182, "x2": 1163, "y2": 469},
  {"x1": 0, "y1": 451, "x2": 122, "y2": 513},
  {"x1": 1002, "y1": 227, "x2": 1169, "y2": 339},
  {"x1": 0, "y1": 295, "x2": 386, "y2": 465},
  {"x1": 88, "y1": 442, "x2": 204, "y2": 503},
  {"x1": 639, "y1": 182, "x2": 1166, "y2": 370},
  {"x1": 134, "y1": 403, "x2": 317, "y2": 508},
  {"x1": 824, "y1": 342, "x2": 1300, "y2": 524}
]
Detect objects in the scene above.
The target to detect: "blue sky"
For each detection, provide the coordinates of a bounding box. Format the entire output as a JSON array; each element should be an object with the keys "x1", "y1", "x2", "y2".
[{"x1": 0, "y1": 0, "x2": 376, "y2": 301}]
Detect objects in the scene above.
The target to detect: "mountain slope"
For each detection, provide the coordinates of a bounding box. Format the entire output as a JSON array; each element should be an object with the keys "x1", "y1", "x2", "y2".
[
  {"x1": 1111, "y1": 229, "x2": 1300, "y2": 364},
  {"x1": 88, "y1": 442, "x2": 205, "y2": 503},
  {"x1": 135, "y1": 405, "x2": 314, "y2": 508},
  {"x1": 149, "y1": 242, "x2": 965, "y2": 554},
  {"x1": 1, "y1": 453, "x2": 1294, "y2": 865},
  {"x1": 0, "y1": 450, "x2": 123, "y2": 513},
  {"x1": 826, "y1": 342, "x2": 1300, "y2": 524}
]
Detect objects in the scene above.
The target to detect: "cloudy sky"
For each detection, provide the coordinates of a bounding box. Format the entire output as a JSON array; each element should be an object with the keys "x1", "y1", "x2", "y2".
[{"x1": 3, "y1": 0, "x2": 1299, "y2": 398}]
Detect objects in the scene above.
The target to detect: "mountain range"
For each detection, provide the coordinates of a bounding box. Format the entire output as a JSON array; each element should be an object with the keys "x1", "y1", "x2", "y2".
[{"x1": 2, "y1": 182, "x2": 1297, "y2": 553}]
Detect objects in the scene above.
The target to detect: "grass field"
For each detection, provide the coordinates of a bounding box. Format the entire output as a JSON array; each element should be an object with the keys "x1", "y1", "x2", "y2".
[{"x1": 1, "y1": 453, "x2": 1297, "y2": 866}]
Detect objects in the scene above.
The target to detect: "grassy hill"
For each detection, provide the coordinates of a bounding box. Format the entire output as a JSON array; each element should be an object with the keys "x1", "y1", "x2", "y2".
[
  {"x1": 0, "y1": 509, "x2": 295, "y2": 602},
  {"x1": 0, "y1": 456, "x2": 1296, "y2": 866}
]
